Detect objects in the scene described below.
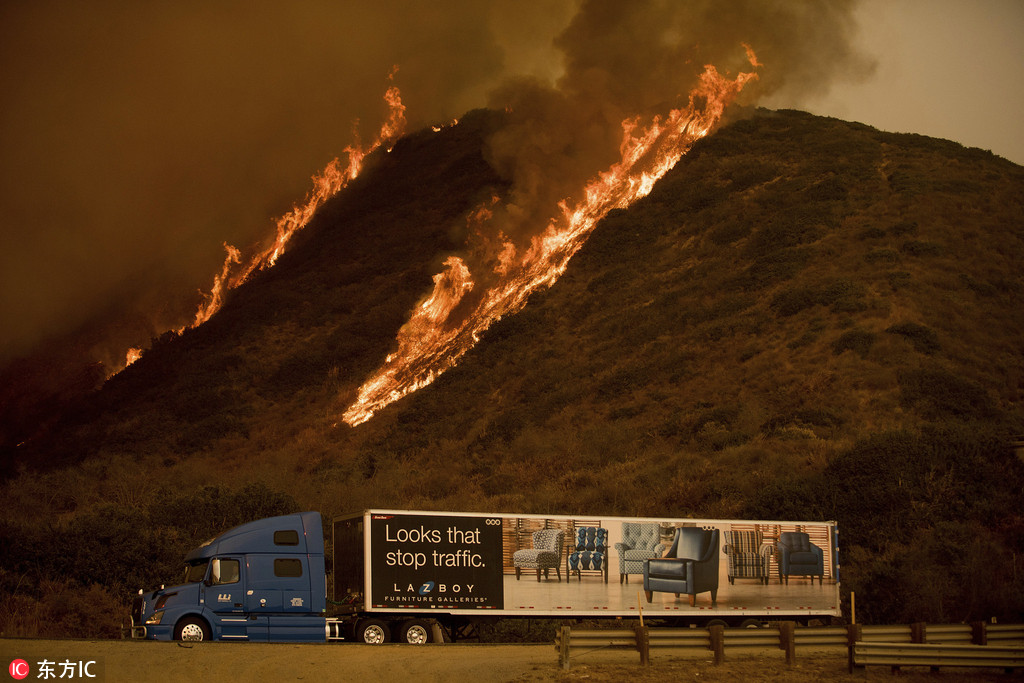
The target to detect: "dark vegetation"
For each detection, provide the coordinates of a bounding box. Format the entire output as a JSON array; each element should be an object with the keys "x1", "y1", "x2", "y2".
[{"x1": 2, "y1": 109, "x2": 1023, "y2": 637}]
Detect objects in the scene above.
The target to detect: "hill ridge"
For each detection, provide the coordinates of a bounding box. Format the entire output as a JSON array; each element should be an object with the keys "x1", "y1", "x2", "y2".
[{"x1": 1, "y1": 108, "x2": 1023, "y2": 632}]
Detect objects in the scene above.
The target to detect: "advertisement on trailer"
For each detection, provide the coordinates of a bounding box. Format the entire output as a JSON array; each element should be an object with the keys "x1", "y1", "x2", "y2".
[{"x1": 353, "y1": 510, "x2": 840, "y2": 619}]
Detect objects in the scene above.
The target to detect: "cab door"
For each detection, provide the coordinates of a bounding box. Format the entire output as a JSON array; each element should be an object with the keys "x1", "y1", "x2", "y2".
[
  {"x1": 244, "y1": 555, "x2": 316, "y2": 641},
  {"x1": 202, "y1": 557, "x2": 268, "y2": 641}
]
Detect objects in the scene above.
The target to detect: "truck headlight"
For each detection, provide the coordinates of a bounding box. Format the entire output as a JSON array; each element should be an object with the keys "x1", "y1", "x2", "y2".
[{"x1": 145, "y1": 610, "x2": 164, "y2": 625}]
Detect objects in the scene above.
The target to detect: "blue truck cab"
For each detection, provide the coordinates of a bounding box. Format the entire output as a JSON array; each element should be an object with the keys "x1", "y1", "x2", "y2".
[{"x1": 130, "y1": 511, "x2": 328, "y2": 642}]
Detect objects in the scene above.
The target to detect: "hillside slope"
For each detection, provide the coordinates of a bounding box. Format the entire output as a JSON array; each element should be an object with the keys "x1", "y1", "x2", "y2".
[
  {"x1": 357, "y1": 109, "x2": 1024, "y2": 513},
  {"x1": 2, "y1": 109, "x2": 1023, "y2": 633}
]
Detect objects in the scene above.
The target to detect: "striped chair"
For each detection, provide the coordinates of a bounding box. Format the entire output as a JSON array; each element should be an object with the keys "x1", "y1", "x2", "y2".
[{"x1": 722, "y1": 530, "x2": 774, "y2": 585}]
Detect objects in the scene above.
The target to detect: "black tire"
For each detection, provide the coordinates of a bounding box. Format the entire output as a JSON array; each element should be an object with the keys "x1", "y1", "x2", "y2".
[
  {"x1": 355, "y1": 618, "x2": 390, "y2": 644},
  {"x1": 174, "y1": 616, "x2": 211, "y2": 642},
  {"x1": 395, "y1": 619, "x2": 432, "y2": 644},
  {"x1": 739, "y1": 618, "x2": 762, "y2": 628}
]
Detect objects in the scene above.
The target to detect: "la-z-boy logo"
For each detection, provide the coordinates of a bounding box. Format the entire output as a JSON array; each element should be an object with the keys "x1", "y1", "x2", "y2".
[{"x1": 393, "y1": 581, "x2": 475, "y2": 594}]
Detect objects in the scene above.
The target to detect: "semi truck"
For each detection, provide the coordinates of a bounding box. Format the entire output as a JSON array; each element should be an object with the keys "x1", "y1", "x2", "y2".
[{"x1": 130, "y1": 509, "x2": 841, "y2": 643}]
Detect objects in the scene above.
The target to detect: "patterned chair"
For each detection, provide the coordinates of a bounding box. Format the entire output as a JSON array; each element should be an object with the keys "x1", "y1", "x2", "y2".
[
  {"x1": 777, "y1": 531, "x2": 824, "y2": 584},
  {"x1": 567, "y1": 527, "x2": 608, "y2": 582},
  {"x1": 614, "y1": 522, "x2": 663, "y2": 584},
  {"x1": 513, "y1": 529, "x2": 565, "y2": 582},
  {"x1": 722, "y1": 530, "x2": 774, "y2": 585},
  {"x1": 643, "y1": 527, "x2": 720, "y2": 606}
]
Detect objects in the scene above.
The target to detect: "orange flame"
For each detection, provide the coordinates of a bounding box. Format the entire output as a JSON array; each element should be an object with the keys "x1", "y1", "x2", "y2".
[
  {"x1": 107, "y1": 74, "x2": 405, "y2": 378},
  {"x1": 187, "y1": 76, "x2": 406, "y2": 331},
  {"x1": 125, "y1": 347, "x2": 143, "y2": 367},
  {"x1": 343, "y1": 59, "x2": 758, "y2": 426}
]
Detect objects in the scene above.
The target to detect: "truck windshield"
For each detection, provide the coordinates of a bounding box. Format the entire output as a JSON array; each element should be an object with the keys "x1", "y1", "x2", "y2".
[{"x1": 184, "y1": 560, "x2": 209, "y2": 583}]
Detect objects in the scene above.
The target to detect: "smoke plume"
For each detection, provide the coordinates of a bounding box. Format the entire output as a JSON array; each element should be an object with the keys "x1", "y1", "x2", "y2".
[
  {"x1": 434, "y1": 0, "x2": 874, "y2": 340},
  {"x1": 0, "y1": 0, "x2": 869, "y2": 369},
  {"x1": 0, "y1": 0, "x2": 572, "y2": 365},
  {"x1": 480, "y1": 0, "x2": 871, "y2": 251},
  {"x1": 342, "y1": 0, "x2": 873, "y2": 424}
]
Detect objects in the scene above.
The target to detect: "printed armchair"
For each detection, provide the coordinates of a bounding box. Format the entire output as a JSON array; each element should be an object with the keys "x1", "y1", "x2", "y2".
[
  {"x1": 643, "y1": 527, "x2": 719, "y2": 607},
  {"x1": 777, "y1": 531, "x2": 824, "y2": 584},
  {"x1": 614, "y1": 522, "x2": 663, "y2": 584},
  {"x1": 722, "y1": 530, "x2": 774, "y2": 585},
  {"x1": 513, "y1": 529, "x2": 565, "y2": 582},
  {"x1": 567, "y1": 527, "x2": 608, "y2": 582}
]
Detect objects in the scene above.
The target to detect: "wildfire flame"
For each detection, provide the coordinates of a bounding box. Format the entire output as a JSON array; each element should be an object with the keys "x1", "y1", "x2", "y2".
[
  {"x1": 189, "y1": 74, "x2": 406, "y2": 330},
  {"x1": 343, "y1": 60, "x2": 758, "y2": 427},
  {"x1": 120, "y1": 74, "x2": 406, "y2": 371}
]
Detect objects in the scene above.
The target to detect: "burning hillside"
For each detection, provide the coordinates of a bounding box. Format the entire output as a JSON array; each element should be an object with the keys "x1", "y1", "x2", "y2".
[
  {"x1": 343, "y1": 62, "x2": 757, "y2": 426},
  {"x1": 1, "y1": 0, "x2": 876, "y2": 450}
]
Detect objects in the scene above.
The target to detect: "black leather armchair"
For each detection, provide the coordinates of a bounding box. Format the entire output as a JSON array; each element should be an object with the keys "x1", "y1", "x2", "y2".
[
  {"x1": 777, "y1": 531, "x2": 824, "y2": 584},
  {"x1": 643, "y1": 527, "x2": 719, "y2": 606}
]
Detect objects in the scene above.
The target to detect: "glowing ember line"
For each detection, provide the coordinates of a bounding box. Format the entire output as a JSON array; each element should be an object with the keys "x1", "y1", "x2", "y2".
[
  {"x1": 187, "y1": 76, "x2": 406, "y2": 330},
  {"x1": 113, "y1": 74, "x2": 405, "y2": 373},
  {"x1": 343, "y1": 62, "x2": 757, "y2": 426}
]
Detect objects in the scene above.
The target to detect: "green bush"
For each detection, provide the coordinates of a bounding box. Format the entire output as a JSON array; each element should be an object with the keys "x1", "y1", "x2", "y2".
[
  {"x1": 865, "y1": 248, "x2": 899, "y2": 264},
  {"x1": 899, "y1": 368, "x2": 997, "y2": 420},
  {"x1": 889, "y1": 220, "x2": 918, "y2": 236},
  {"x1": 745, "y1": 425, "x2": 1024, "y2": 623},
  {"x1": 887, "y1": 271, "x2": 912, "y2": 289},
  {"x1": 886, "y1": 322, "x2": 940, "y2": 354},
  {"x1": 900, "y1": 240, "x2": 943, "y2": 257},
  {"x1": 732, "y1": 247, "x2": 811, "y2": 290},
  {"x1": 771, "y1": 279, "x2": 865, "y2": 317},
  {"x1": 831, "y1": 329, "x2": 876, "y2": 358}
]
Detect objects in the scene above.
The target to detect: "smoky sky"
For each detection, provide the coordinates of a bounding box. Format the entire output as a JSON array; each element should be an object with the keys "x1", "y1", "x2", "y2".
[
  {"x1": 0, "y1": 0, "x2": 868, "y2": 366},
  {"x1": 473, "y1": 0, "x2": 872, "y2": 292}
]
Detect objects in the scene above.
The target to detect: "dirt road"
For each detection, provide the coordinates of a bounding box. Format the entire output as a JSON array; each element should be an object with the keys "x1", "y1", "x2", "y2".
[{"x1": 0, "y1": 639, "x2": 1014, "y2": 682}]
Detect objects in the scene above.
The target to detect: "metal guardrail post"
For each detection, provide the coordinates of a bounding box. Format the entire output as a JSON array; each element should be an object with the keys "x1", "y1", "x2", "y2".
[
  {"x1": 847, "y1": 624, "x2": 863, "y2": 674},
  {"x1": 911, "y1": 622, "x2": 926, "y2": 643},
  {"x1": 972, "y1": 621, "x2": 988, "y2": 645}
]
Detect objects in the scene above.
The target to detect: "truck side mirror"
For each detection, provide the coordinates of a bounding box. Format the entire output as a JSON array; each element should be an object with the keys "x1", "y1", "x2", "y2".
[{"x1": 205, "y1": 558, "x2": 219, "y2": 586}]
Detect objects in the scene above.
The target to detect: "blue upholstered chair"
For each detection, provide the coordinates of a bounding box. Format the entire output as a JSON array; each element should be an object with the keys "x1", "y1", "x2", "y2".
[
  {"x1": 777, "y1": 531, "x2": 824, "y2": 584},
  {"x1": 722, "y1": 530, "x2": 774, "y2": 585},
  {"x1": 614, "y1": 522, "x2": 663, "y2": 584},
  {"x1": 567, "y1": 527, "x2": 608, "y2": 582},
  {"x1": 643, "y1": 527, "x2": 719, "y2": 606},
  {"x1": 513, "y1": 529, "x2": 565, "y2": 582}
]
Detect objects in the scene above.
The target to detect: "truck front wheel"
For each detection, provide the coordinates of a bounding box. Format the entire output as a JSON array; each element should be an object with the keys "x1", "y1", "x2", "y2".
[
  {"x1": 174, "y1": 617, "x2": 211, "y2": 642},
  {"x1": 355, "y1": 618, "x2": 390, "y2": 644},
  {"x1": 395, "y1": 619, "x2": 431, "y2": 644}
]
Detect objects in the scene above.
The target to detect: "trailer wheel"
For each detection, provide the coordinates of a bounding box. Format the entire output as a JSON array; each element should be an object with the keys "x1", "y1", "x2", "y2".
[
  {"x1": 174, "y1": 617, "x2": 210, "y2": 642},
  {"x1": 739, "y1": 618, "x2": 762, "y2": 628},
  {"x1": 355, "y1": 618, "x2": 390, "y2": 644},
  {"x1": 395, "y1": 619, "x2": 431, "y2": 644}
]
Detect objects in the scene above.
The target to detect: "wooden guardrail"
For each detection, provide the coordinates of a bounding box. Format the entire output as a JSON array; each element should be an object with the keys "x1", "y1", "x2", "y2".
[{"x1": 555, "y1": 622, "x2": 1024, "y2": 671}]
